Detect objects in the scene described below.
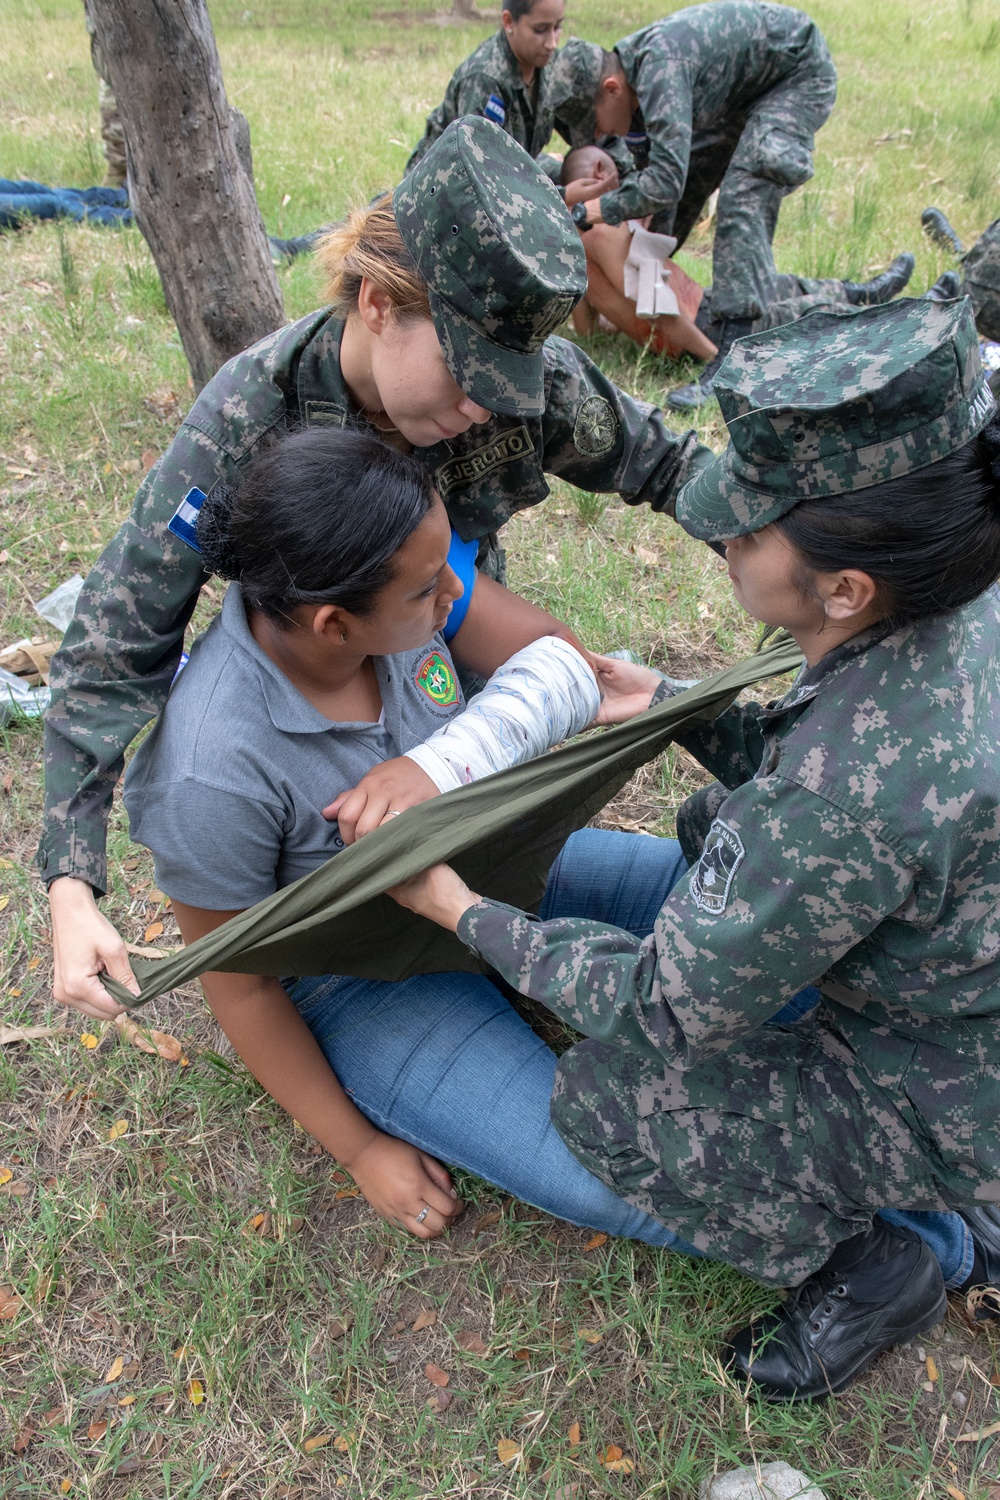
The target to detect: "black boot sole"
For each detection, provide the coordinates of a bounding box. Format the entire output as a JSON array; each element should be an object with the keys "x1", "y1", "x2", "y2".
[{"x1": 744, "y1": 1285, "x2": 949, "y2": 1404}]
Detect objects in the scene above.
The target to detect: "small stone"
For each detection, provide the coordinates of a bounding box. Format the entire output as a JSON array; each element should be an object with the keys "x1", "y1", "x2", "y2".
[
  {"x1": 700, "y1": 1462, "x2": 828, "y2": 1500},
  {"x1": 953, "y1": 1390, "x2": 968, "y2": 1407},
  {"x1": 916, "y1": 1346, "x2": 927, "y2": 1360}
]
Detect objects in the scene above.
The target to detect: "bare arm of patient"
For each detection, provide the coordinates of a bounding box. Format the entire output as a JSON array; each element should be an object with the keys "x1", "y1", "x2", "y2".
[{"x1": 172, "y1": 900, "x2": 462, "y2": 1239}]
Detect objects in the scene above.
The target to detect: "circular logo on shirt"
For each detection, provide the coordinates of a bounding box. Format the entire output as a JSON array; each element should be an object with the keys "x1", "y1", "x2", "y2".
[
  {"x1": 573, "y1": 395, "x2": 619, "y2": 457},
  {"x1": 415, "y1": 651, "x2": 458, "y2": 707}
]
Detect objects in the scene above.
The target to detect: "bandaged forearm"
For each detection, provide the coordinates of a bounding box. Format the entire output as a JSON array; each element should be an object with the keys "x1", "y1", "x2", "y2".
[{"x1": 404, "y1": 636, "x2": 600, "y2": 794}]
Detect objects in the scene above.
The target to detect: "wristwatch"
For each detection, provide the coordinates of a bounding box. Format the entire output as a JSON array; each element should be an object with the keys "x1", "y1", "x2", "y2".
[{"x1": 570, "y1": 201, "x2": 592, "y2": 233}]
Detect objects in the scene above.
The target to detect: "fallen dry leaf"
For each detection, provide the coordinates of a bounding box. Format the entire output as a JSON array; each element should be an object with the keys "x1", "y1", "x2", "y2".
[
  {"x1": 329, "y1": 1318, "x2": 352, "y2": 1339},
  {"x1": 457, "y1": 1330, "x2": 488, "y2": 1354},
  {"x1": 141, "y1": 448, "x2": 158, "y2": 471},
  {"x1": 2, "y1": 1283, "x2": 24, "y2": 1319},
  {"x1": 497, "y1": 1438, "x2": 522, "y2": 1466},
  {"x1": 41, "y1": 1406, "x2": 64, "y2": 1426},
  {"x1": 333, "y1": 1433, "x2": 353, "y2": 1452},
  {"x1": 105, "y1": 1355, "x2": 125, "y2": 1382},
  {"x1": 87, "y1": 1419, "x2": 108, "y2": 1441},
  {"x1": 60, "y1": 1482, "x2": 72, "y2": 1495},
  {"x1": 0, "y1": 1023, "x2": 69, "y2": 1045},
  {"x1": 568, "y1": 1420, "x2": 581, "y2": 1446},
  {"x1": 115, "y1": 1013, "x2": 184, "y2": 1062},
  {"x1": 303, "y1": 1433, "x2": 332, "y2": 1453},
  {"x1": 599, "y1": 1445, "x2": 635, "y2": 1474},
  {"x1": 118, "y1": 1394, "x2": 136, "y2": 1407},
  {"x1": 956, "y1": 1417, "x2": 1000, "y2": 1442},
  {"x1": 334, "y1": 1186, "x2": 360, "y2": 1200},
  {"x1": 577, "y1": 1327, "x2": 602, "y2": 1344},
  {"x1": 427, "y1": 1389, "x2": 452, "y2": 1414},
  {"x1": 945, "y1": 1487, "x2": 966, "y2": 1500},
  {"x1": 187, "y1": 1379, "x2": 205, "y2": 1405},
  {"x1": 513, "y1": 1348, "x2": 531, "y2": 1362},
  {"x1": 121, "y1": 1359, "x2": 139, "y2": 1379},
  {"x1": 13, "y1": 1423, "x2": 34, "y2": 1454},
  {"x1": 425, "y1": 1362, "x2": 450, "y2": 1387},
  {"x1": 107, "y1": 1119, "x2": 129, "y2": 1141},
  {"x1": 552, "y1": 1487, "x2": 581, "y2": 1500},
  {"x1": 143, "y1": 922, "x2": 165, "y2": 943},
  {"x1": 926, "y1": 1354, "x2": 939, "y2": 1383},
  {"x1": 583, "y1": 1232, "x2": 608, "y2": 1251},
  {"x1": 412, "y1": 1307, "x2": 437, "y2": 1332},
  {"x1": 80, "y1": 1033, "x2": 100, "y2": 1049},
  {"x1": 475, "y1": 1209, "x2": 502, "y2": 1233},
  {"x1": 0, "y1": 1168, "x2": 11, "y2": 1186}
]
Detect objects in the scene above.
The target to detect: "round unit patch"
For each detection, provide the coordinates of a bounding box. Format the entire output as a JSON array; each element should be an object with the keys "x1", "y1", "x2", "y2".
[
  {"x1": 573, "y1": 395, "x2": 619, "y2": 457},
  {"x1": 415, "y1": 650, "x2": 459, "y2": 707}
]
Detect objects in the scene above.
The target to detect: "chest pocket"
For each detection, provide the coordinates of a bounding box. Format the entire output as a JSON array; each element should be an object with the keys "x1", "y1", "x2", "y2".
[{"x1": 434, "y1": 424, "x2": 548, "y2": 535}]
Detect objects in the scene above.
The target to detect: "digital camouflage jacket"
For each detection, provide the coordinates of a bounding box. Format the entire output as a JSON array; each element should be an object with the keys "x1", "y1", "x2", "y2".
[
  {"x1": 598, "y1": 0, "x2": 835, "y2": 226},
  {"x1": 406, "y1": 33, "x2": 633, "y2": 182},
  {"x1": 459, "y1": 590, "x2": 1000, "y2": 1208},
  {"x1": 40, "y1": 308, "x2": 709, "y2": 893}
]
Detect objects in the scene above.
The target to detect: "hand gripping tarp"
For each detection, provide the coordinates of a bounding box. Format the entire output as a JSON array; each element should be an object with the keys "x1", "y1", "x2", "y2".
[{"x1": 103, "y1": 635, "x2": 802, "y2": 1009}]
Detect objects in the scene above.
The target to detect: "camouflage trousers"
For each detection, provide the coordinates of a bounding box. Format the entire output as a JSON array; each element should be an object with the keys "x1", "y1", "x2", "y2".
[
  {"x1": 551, "y1": 1018, "x2": 953, "y2": 1288},
  {"x1": 98, "y1": 79, "x2": 127, "y2": 188},
  {"x1": 962, "y1": 217, "x2": 1000, "y2": 344},
  {"x1": 653, "y1": 59, "x2": 838, "y2": 323}
]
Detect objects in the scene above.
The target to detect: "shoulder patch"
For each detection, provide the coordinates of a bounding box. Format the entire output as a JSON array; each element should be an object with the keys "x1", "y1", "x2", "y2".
[
  {"x1": 573, "y1": 395, "x2": 620, "y2": 457},
  {"x1": 167, "y1": 486, "x2": 207, "y2": 552},
  {"x1": 483, "y1": 93, "x2": 506, "y2": 127},
  {"x1": 415, "y1": 650, "x2": 459, "y2": 708},
  {"x1": 689, "y1": 820, "x2": 745, "y2": 915}
]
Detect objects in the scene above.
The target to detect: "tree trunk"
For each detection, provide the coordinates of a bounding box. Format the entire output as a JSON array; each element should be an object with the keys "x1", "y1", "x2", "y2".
[{"x1": 87, "y1": 0, "x2": 284, "y2": 391}]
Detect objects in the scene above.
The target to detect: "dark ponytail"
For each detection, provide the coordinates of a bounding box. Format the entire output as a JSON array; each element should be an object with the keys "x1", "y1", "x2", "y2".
[
  {"x1": 196, "y1": 427, "x2": 435, "y2": 626},
  {"x1": 777, "y1": 420, "x2": 1000, "y2": 628}
]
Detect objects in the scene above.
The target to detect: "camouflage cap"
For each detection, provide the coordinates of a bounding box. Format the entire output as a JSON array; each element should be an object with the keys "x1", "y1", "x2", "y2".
[
  {"x1": 676, "y1": 298, "x2": 998, "y2": 541},
  {"x1": 392, "y1": 116, "x2": 586, "y2": 418}
]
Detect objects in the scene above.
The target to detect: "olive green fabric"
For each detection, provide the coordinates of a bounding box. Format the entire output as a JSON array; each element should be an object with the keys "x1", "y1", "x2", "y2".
[{"x1": 103, "y1": 636, "x2": 802, "y2": 1010}]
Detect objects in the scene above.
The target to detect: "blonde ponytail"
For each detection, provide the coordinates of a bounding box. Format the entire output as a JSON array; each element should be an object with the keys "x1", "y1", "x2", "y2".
[{"x1": 317, "y1": 196, "x2": 431, "y2": 322}]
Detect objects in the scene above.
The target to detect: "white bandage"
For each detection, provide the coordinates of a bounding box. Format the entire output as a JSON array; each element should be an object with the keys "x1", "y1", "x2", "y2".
[
  {"x1": 404, "y1": 636, "x2": 600, "y2": 794},
  {"x1": 624, "y1": 223, "x2": 680, "y2": 318}
]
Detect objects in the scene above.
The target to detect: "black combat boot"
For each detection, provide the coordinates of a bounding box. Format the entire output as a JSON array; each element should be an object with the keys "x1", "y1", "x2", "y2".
[
  {"x1": 666, "y1": 316, "x2": 755, "y2": 411},
  {"x1": 921, "y1": 207, "x2": 965, "y2": 257},
  {"x1": 924, "y1": 269, "x2": 963, "y2": 302},
  {"x1": 841, "y1": 252, "x2": 916, "y2": 307},
  {"x1": 724, "y1": 1219, "x2": 947, "y2": 1402},
  {"x1": 956, "y1": 1207, "x2": 1000, "y2": 1320}
]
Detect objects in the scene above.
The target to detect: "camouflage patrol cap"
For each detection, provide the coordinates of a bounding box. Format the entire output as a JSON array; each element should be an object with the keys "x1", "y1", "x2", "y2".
[
  {"x1": 392, "y1": 116, "x2": 586, "y2": 418},
  {"x1": 676, "y1": 298, "x2": 998, "y2": 541}
]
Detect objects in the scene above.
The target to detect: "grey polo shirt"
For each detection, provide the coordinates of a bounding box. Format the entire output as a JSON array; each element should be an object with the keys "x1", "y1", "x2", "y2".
[{"x1": 123, "y1": 584, "x2": 465, "y2": 910}]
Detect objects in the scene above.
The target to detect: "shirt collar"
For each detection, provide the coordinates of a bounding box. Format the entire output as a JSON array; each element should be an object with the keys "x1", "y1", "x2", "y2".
[
  {"x1": 759, "y1": 618, "x2": 899, "y2": 720},
  {"x1": 220, "y1": 584, "x2": 389, "y2": 736}
]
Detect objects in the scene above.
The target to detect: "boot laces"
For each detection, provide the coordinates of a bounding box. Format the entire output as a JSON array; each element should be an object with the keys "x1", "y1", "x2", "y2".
[{"x1": 787, "y1": 1265, "x2": 850, "y2": 1334}]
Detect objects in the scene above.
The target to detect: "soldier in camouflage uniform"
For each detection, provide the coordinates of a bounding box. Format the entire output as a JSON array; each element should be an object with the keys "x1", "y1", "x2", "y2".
[
  {"x1": 82, "y1": 0, "x2": 127, "y2": 188},
  {"x1": 393, "y1": 299, "x2": 1000, "y2": 1399},
  {"x1": 406, "y1": 6, "x2": 632, "y2": 192},
  {"x1": 42, "y1": 116, "x2": 712, "y2": 1018},
  {"x1": 923, "y1": 209, "x2": 1000, "y2": 395}
]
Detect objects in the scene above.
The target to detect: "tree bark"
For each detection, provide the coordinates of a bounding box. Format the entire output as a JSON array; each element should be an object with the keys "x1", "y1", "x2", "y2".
[{"x1": 87, "y1": 0, "x2": 284, "y2": 391}]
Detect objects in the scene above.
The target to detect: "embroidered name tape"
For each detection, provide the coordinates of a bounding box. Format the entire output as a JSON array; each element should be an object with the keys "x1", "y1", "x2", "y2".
[
  {"x1": 167, "y1": 487, "x2": 207, "y2": 552},
  {"x1": 434, "y1": 426, "x2": 533, "y2": 498},
  {"x1": 483, "y1": 93, "x2": 506, "y2": 127}
]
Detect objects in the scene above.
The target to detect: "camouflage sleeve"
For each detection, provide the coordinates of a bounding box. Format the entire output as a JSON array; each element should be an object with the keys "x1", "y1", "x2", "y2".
[
  {"x1": 456, "y1": 773, "x2": 914, "y2": 1067},
  {"x1": 597, "y1": 61, "x2": 692, "y2": 226},
  {"x1": 673, "y1": 699, "x2": 770, "y2": 787},
  {"x1": 538, "y1": 336, "x2": 714, "y2": 514},
  {"x1": 39, "y1": 426, "x2": 234, "y2": 895}
]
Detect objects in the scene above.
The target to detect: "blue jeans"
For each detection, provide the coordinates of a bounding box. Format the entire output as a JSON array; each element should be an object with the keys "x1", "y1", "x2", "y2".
[
  {"x1": 286, "y1": 828, "x2": 971, "y2": 1285},
  {"x1": 0, "y1": 178, "x2": 132, "y2": 231}
]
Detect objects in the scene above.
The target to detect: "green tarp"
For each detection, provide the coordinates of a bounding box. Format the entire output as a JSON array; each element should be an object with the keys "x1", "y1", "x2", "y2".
[{"x1": 105, "y1": 635, "x2": 802, "y2": 1010}]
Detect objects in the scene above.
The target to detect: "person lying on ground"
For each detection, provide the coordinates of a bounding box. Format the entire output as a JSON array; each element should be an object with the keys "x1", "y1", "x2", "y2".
[
  {"x1": 113, "y1": 420, "x2": 706, "y2": 1248},
  {"x1": 565, "y1": 3, "x2": 915, "y2": 407},
  {"x1": 42, "y1": 117, "x2": 714, "y2": 1021},
  {"x1": 390, "y1": 297, "x2": 1000, "y2": 1400},
  {"x1": 562, "y1": 143, "x2": 917, "y2": 405},
  {"x1": 405, "y1": 0, "x2": 632, "y2": 192}
]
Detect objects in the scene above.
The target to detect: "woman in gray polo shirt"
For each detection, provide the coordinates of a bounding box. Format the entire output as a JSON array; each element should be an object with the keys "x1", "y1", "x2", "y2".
[{"x1": 123, "y1": 425, "x2": 697, "y2": 1249}]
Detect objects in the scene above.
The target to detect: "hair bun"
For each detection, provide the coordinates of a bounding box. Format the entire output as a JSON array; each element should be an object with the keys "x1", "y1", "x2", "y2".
[
  {"x1": 194, "y1": 484, "x2": 241, "y2": 580},
  {"x1": 982, "y1": 416, "x2": 1000, "y2": 485}
]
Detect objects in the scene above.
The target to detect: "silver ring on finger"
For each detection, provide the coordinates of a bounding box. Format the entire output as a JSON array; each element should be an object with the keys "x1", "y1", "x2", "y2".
[
  {"x1": 414, "y1": 1204, "x2": 430, "y2": 1224},
  {"x1": 387, "y1": 808, "x2": 402, "y2": 817}
]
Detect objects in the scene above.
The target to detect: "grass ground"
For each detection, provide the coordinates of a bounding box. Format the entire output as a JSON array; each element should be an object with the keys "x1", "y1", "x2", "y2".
[{"x1": 2, "y1": 0, "x2": 1000, "y2": 1495}]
